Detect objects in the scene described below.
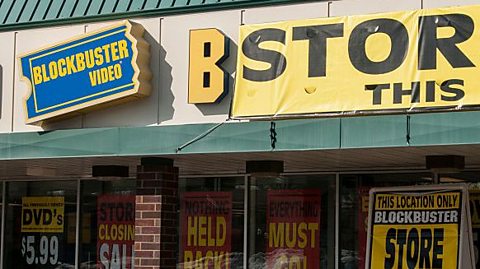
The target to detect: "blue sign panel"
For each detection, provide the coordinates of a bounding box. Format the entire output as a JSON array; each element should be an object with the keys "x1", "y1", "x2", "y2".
[{"x1": 19, "y1": 21, "x2": 151, "y2": 124}]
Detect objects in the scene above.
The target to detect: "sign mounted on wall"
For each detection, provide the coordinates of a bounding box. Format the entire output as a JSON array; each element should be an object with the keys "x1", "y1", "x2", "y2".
[
  {"x1": 19, "y1": 20, "x2": 151, "y2": 124},
  {"x1": 365, "y1": 184, "x2": 475, "y2": 269},
  {"x1": 231, "y1": 5, "x2": 480, "y2": 119},
  {"x1": 188, "y1": 28, "x2": 230, "y2": 104}
]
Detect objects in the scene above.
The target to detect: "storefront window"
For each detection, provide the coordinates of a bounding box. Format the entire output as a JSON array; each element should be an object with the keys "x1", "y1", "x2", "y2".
[
  {"x1": 79, "y1": 179, "x2": 136, "y2": 269},
  {"x1": 3, "y1": 180, "x2": 78, "y2": 268},
  {"x1": 178, "y1": 177, "x2": 245, "y2": 269},
  {"x1": 437, "y1": 172, "x2": 480, "y2": 268},
  {"x1": 248, "y1": 175, "x2": 336, "y2": 269},
  {"x1": 338, "y1": 173, "x2": 431, "y2": 269},
  {"x1": 6, "y1": 171, "x2": 480, "y2": 269}
]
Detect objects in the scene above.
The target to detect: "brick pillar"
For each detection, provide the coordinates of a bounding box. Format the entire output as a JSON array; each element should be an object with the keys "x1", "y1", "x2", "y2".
[{"x1": 135, "y1": 157, "x2": 178, "y2": 269}]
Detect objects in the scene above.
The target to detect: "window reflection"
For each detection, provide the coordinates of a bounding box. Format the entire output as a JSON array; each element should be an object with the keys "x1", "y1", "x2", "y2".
[
  {"x1": 178, "y1": 177, "x2": 245, "y2": 269},
  {"x1": 248, "y1": 175, "x2": 336, "y2": 269}
]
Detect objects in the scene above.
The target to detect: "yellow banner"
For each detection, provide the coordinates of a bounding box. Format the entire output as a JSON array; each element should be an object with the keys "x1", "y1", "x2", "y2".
[
  {"x1": 232, "y1": 5, "x2": 480, "y2": 118},
  {"x1": 21, "y1": 196, "x2": 64, "y2": 233},
  {"x1": 369, "y1": 191, "x2": 462, "y2": 268}
]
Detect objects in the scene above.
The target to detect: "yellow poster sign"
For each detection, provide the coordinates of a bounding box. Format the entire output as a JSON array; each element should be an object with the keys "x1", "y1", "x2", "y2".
[
  {"x1": 21, "y1": 196, "x2": 64, "y2": 233},
  {"x1": 369, "y1": 191, "x2": 461, "y2": 268},
  {"x1": 232, "y1": 5, "x2": 480, "y2": 118}
]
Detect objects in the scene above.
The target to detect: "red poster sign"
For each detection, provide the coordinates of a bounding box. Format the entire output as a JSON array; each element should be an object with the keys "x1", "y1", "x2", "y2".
[
  {"x1": 267, "y1": 189, "x2": 322, "y2": 269},
  {"x1": 357, "y1": 187, "x2": 370, "y2": 269},
  {"x1": 181, "y1": 192, "x2": 232, "y2": 269},
  {"x1": 97, "y1": 194, "x2": 135, "y2": 269}
]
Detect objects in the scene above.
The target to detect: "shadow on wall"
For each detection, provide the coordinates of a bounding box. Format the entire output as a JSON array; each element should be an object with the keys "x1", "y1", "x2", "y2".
[
  {"x1": 155, "y1": 29, "x2": 175, "y2": 123},
  {"x1": 196, "y1": 37, "x2": 238, "y2": 117}
]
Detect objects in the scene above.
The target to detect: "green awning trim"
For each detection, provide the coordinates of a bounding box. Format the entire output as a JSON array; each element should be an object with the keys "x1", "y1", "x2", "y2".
[
  {"x1": 1, "y1": 111, "x2": 480, "y2": 160},
  {"x1": 0, "y1": 0, "x2": 318, "y2": 32}
]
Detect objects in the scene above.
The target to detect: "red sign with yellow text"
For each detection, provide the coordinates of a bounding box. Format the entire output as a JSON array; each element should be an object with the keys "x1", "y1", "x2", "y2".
[
  {"x1": 97, "y1": 194, "x2": 135, "y2": 269},
  {"x1": 181, "y1": 192, "x2": 232, "y2": 269},
  {"x1": 267, "y1": 189, "x2": 322, "y2": 269},
  {"x1": 358, "y1": 187, "x2": 370, "y2": 269}
]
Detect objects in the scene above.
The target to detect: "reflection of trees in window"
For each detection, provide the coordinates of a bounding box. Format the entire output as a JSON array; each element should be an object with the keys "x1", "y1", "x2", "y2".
[
  {"x1": 248, "y1": 175, "x2": 336, "y2": 269},
  {"x1": 3, "y1": 181, "x2": 77, "y2": 269},
  {"x1": 339, "y1": 173, "x2": 432, "y2": 269},
  {"x1": 178, "y1": 177, "x2": 245, "y2": 269}
]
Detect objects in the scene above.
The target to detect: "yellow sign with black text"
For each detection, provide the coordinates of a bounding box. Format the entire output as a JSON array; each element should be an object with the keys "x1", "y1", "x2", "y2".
[
  {"x1": 21, "y1": 197, "x2": 64, "y2": 233},
  {"x1": 366, "y1": 185, "x2": 478, "y2": 269},
  {"x1": 188, "y1": 28, "x2": 229, "y2": 104},
  {"x1": 232, "y1": 5, "x2": 480, "y2": 119},
  {"x1": 369, "y1": 191, "x2": 461, "y2": 268}
]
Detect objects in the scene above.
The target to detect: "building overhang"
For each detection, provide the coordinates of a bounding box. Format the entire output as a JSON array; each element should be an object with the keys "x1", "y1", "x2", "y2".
[{"x1": 1, "y1": 111, "x2": 480, "y2": 177}]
